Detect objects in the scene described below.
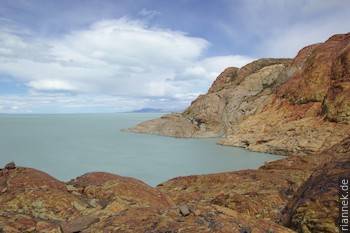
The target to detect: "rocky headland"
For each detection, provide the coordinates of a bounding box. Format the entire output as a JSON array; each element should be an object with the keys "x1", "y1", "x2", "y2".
[
  {"x1": 1, "y1": 33, "x2": 350, "y2": 232},
  {"x1": 130, "y1": 33, "x2": 350, "y2": 156}
]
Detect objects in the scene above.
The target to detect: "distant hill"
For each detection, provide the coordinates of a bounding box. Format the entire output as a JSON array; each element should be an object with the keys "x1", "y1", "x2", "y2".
[{"x1": 131, "y1": 108, "x2": 166, "y2": 113}]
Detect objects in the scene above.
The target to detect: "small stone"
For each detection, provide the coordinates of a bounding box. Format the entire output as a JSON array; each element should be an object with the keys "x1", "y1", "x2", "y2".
[
  {"x1": 240, "y1": 226, "x2": 252, "y2": 233},
  {"x1": 88, "y1": 199, "x2": 102, "y2": 208},
  {"x1": 193, "y1": 210, "x2": 201, "y2": 216},
  {"x1": 2, "y1": 225, "x2": 20, "y2": 233},
  {"x1": 179, "y1": 204, "x2": 190, "y2": 216},
  {"x1": 71, "y1": 191, "x2": 82, "y2": 196},
  {"x1": 36, "y1": 221, "x2": 51, "y2": 230},
  {"x1": 5, "y1": 161, "x2": 16, "y2": 170},
  {"x1": 195, "y1": 218, "x2": 205, "y2": 225},
  {"x1": 60, "y1": 216, "x2": 99, "y2": 233},
  {"x1": 177, "y1": 217, "x2": 186, "y2": 222},
  {"x1": 66, "y1": 185, "x2": 78, "y2": 192}
]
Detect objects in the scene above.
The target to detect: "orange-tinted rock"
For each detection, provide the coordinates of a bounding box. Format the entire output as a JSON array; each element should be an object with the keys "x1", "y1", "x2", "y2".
[
  {"x1": 60, "y1": 216, "x2": 99, "y2": 233},
  {"x1": 221, "y1": 35, "x2": 350, "y2": 154},
  {"x1": 0, "y1": 167, "x2": 84, "y2": 221},
  {"x1": 208, "y1": 67, "x2": 238, "y2": 93},
  {"x1": 129, "y1": 58, "x2": 292, "y2": 138},
  {"x1": 83, "y1": 204, "x2": 296, "y2": 233},
  {"x1": 68, "y1": 172, "x2": 173, "y2": 212},
  {"x1": 219, "y1": 100, "x2": 350, "y2": 155},
  {"x1": 157, "y1": 167, "x2": 311, "y2": 223},
  {"x1": 277, "y1": 33, "x2": 350, "y2": 124},
  {"x1": 0, "y1": 168, "x2": 174, "y2": 232},
  {"x1": 281, "y1": 153, "x2": 350, "y2": 232},
  {"x1": 129, "y1": 33, "x2": 350, "y2": 156}
]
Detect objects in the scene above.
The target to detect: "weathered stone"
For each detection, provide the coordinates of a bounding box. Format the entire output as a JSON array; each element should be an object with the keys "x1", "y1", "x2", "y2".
[
  {"x1": 179, "y1": 204, "x2": 190, "y2": 216},
  {"x1": 67, "y1": 172, "x2": 174, "y2": 212},
  {"x1": 280, "y1": 140, "x2": 350, "y2": 232},
  {"x1": 82, "y1": 205, "x2": 296, "y2": 232},
  {"x1": 0, "y1": 167, "x2": 84, "y2": 221},
  {"x1": 5, "y1": 161, "x2": 15, "y2": 170},
  {"x1": 66, "y1": 184, "x2": 78, "y2": 192},
  {"x1": 60, "y1": 216, "x2": 99, "y2": 233},
  {"x1": 240, "y1": 226, "x2": 252, "y2": 233}
]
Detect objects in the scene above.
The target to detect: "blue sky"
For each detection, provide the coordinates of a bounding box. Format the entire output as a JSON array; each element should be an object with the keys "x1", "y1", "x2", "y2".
[{"x1": 1, "y1": 0, "x2": 350, "y2": 113}]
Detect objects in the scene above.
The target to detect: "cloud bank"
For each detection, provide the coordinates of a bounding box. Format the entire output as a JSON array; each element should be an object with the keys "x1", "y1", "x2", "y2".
[{"x1": 0, "y1": 17, "x2": 253, "y2": 113}]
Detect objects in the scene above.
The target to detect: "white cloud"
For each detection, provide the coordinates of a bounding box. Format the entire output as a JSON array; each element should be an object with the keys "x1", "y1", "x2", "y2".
[
  {"x1": 0, "y1": 18, "x2": 210, "y2": 97},
  {"x1": 302, "y1": 0, "x2": 349, "y2": 14},
  {"x1": 0, "y1": 17, "x2": 255, "y2": 113},
  {"x1": 259, "y1": 0, "x2": 350, "y2": 58},
  {"x1": 0, "y1": 93, "x2": 190, "y2": 113},
  {"x1": 260, "y1": 12, "x2": 350, "y2": 58},
  {"x1": 138, "y1": 9, "x2": 161, "y2": 20},
  {"x1": 220, "y1": 0, "x2": 350, "y2": 58}
]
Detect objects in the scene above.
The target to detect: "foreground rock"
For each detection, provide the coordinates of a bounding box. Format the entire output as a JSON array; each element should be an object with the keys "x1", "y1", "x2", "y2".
[
  {"x1": 83, "y1": 204, "x2": 296, "y2": 232},
  {"x1": 129, "y1": 33, "x2": 350, "y2": 156},
  {"x1": 281, "y1": 137, "x2": 350, "y2": 232},
  {"x1": 0, "y1": 166, "x2": 296, "y2": 232},
  {"x1": 157, "y1": 157, "x2": 316, "y2": 224},
  {"x1": 1, "y1": 138, "x2": 347, "y2": 232},
  {"x1": 0, "y1": 167, "x2": 173, "y2": 232}
]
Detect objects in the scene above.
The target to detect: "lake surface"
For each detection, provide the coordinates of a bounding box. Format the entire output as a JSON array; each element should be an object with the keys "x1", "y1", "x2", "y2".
[{"x1": 0, "y1": 113, "x2": 284, "y2": 186}]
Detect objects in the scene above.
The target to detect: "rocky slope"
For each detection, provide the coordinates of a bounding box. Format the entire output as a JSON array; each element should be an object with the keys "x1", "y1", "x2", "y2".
[
  {"x1": 130, "y1": 58, "x2": 292, "y2": 138},
  {"x1": 0, "y1": 164, "x2": 296, "y2": 232},
  {"x1": 129, "y1": 33, "x2": 350, "y2": 156},
  {"x1": 157, "y1": 137, "x2": 349, "y2": 233}
]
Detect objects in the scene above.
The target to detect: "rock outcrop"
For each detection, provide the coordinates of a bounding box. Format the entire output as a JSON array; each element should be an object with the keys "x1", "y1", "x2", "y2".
[
  {"x1": 221, "y1": 33, "x2": 350, "y2": 155},
  {"x1": 0, "y1": 166, "x2": 297, "y2": 232},
  {"x1": 129, "y1": 33, "x2": 350, "y2": 156},
  {"x1": 130, "y1": 58, "x2": 292, "y2": 139},
  {"x1": 280, "y1": 137, "x2": 350, "y2": 233}
]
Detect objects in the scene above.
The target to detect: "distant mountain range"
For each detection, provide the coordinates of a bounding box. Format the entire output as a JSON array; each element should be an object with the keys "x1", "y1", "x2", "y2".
[{"x1": 130, "y1": 108, "x2": 171, "y2": 113}]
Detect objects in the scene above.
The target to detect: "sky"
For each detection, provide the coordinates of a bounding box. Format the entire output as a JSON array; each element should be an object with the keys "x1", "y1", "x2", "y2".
[{"x1": 1, "y1": 0, "x2": 350, "y2": 113}]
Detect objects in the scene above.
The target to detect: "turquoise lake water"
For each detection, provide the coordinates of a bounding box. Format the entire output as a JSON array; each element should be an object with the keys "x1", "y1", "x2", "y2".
[{"x1": 0, "y1": 113, "x2": 284, "y2": 186}]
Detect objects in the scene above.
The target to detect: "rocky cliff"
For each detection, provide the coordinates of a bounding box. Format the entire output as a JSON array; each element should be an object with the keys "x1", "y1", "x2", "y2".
[{"x1": 129, "y1": 33, "x2": 350, "y2": 156}]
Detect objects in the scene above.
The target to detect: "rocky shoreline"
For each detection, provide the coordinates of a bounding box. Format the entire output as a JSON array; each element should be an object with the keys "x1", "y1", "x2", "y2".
[
  {"x1": 1, "y1": 137, "x2": 349, "y2": 232},
  {"x1": 1, "y1": 33, "x2": 350, "y2": 232}
]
